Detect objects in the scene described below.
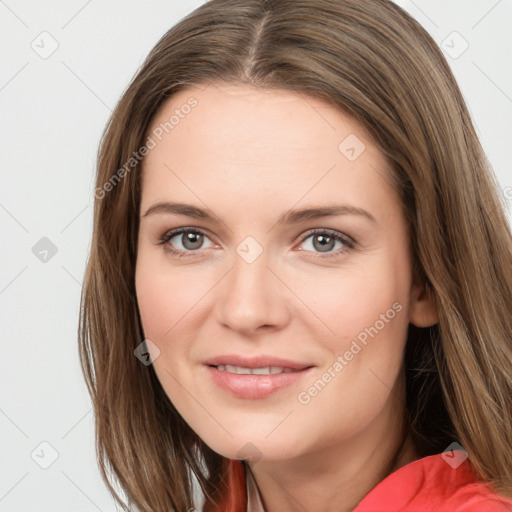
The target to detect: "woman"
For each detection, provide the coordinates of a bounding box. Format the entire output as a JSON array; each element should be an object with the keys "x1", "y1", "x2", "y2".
[{"x1": 78, "y1": 1, "x2": 512, "y2": 510}]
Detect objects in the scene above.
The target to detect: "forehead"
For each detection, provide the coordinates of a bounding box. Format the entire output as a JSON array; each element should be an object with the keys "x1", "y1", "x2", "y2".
[
  {"x1": 140, "y1": 82, "x2": 395, "y2": 216},
  {"x1": 146, "y1": 82, "x2": 374, "y2": 153}
]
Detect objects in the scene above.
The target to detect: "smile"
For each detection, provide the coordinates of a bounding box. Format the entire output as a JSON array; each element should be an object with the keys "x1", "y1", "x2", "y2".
[
  {"x1": 214, "y1": 365, "x2": 297, "y2": 375},
  {"x1": 204, "y1": 358, "x2": 315, "y2": 399}
]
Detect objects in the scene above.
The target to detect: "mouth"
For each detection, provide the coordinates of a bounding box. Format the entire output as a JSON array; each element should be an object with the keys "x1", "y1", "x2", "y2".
[
  {"x1": 212, "y1": 364, "x2": 298, "y2": 375},
  {"x1": 203, "y1": 355, "x2": 315, "y2": 399}
]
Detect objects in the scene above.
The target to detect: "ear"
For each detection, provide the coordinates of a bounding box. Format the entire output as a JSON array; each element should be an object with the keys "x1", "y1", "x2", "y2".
[{"x1": 409, "y1": 277, "x2": 438, "y2": 328}]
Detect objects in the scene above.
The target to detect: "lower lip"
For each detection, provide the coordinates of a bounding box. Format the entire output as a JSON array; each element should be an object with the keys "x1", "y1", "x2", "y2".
[{"x1": 205, "y1": 365, "x2": 314, "y2": 399}]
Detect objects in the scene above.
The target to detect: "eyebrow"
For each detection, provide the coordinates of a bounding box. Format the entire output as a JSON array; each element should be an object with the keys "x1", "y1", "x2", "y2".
[
  {"x1": 141, "y1": 201, "x2": 377, "y2": 225},
  {"x1": 141, "y1": 202, "x2": 377, "y2": 225}
]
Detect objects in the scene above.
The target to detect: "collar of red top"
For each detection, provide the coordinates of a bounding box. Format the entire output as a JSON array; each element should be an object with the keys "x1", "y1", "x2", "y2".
[{"x1": 218, "y1": 452, "x2": 512, "y2": 512}]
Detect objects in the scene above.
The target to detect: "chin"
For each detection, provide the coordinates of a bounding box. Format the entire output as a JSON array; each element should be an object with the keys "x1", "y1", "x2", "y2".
[{"x1": 197, "y1": 430, "x2": 303, "y2": 462}]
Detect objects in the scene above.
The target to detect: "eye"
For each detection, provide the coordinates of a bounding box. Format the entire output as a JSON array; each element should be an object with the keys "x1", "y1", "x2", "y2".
[
  {"x1": 158, "y1": 228, "x2": 215, "y2": 257},
  {"x1": 298, "y1": 229, "x2": 355, "y2": 258},
  {"x1": 158, "y1": 227, "x2": 356, "y2": 259}
]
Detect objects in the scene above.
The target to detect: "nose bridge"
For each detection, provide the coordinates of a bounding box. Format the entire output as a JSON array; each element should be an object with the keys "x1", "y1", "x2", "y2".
[
  {"x1": 232, "y1": 245, "x2": 269, "y2": 291},
  {"x1": 230, "y1": 233, "x2": 272, "y2": 290},
  {"x1": 229, "y1": 244, "x2": 273, "y2": 306},
  {"x1": 216, "y1": 238, "x2": 286, "y2": 332}
]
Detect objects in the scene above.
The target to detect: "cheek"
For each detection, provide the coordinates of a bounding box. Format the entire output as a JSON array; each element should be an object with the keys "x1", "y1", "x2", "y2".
[
  {"x1": 135, "y1": 252, "x2": 208, "y2": 341},
  {"x1": 135, "y1": 270, "x2": 174, "y2": 341},
  {"x1": 135, "y1": 260, "x2": 201, "y2": 405},
  {"x1": 294, "y1": 253, "x2": 411, "y2": 403},
  {"x1": 293, "y1": 300, "x2": 409, "y2": 447},
  {"x1": 299, "y1": 258, "x2": 409, "y2": 348}
]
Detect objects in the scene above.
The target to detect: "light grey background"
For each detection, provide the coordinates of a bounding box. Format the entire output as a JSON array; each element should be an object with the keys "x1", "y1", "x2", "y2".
[{"x1": 1, "y1": 1, "x2": 511, "y2": 510}]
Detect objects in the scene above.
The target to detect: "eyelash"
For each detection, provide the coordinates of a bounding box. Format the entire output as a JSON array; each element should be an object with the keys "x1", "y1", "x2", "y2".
[{"x1": 157, "y1": 227, "x2": 356, "y2": 259}]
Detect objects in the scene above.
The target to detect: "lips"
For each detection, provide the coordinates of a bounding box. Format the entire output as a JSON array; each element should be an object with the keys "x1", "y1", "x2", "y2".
[
  {"x1": 215, "y1": 365, "x2": 294, "y2": 375},
  {"x1": 203, "y1": 354, "x2": 312, "y2": 371},
  {"x1": 203, "y1": 354, "x2": 315, "y2": 399}
]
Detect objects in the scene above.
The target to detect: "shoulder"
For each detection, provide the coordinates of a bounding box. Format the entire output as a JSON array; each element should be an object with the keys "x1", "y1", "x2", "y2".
[{"x1": 354, "y1": 453, "x2": 512, "y2": 512}]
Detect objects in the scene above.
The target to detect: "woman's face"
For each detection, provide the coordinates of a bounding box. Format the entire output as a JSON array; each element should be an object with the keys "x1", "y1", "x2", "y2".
[{"x1": 135, "y1": 82, "x2": 436, "y2": 461}]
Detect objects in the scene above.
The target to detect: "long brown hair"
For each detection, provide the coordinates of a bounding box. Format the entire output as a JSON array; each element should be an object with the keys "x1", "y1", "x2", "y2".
[{"x1": 78, "y1": 0, "x2": 512, "y2": 510}]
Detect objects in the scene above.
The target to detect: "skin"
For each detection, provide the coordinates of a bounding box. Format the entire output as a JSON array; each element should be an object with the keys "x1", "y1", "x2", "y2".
[{"x1": 135, "y1": 82, "x2": 438, "y2": 512}]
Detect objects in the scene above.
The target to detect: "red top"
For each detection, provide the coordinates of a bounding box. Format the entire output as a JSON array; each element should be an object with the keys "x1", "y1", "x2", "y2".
[{"x1": 215, "y1": 453, "x2": 512, "y2": 511}]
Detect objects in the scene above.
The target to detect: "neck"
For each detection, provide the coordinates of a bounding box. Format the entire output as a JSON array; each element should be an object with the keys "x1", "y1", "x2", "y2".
[{"x1": 247, "y1": 383, "x2": 419, "y2": 512}]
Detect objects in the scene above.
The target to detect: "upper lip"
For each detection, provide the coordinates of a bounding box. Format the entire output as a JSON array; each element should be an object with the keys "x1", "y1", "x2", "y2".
[{"x1": 203, "y1": 355, "x2": 314, "y2": 370}]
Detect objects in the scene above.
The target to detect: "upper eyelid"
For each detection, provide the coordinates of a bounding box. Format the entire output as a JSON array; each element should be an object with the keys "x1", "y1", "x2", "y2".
[
  {"x1": 162, "y1": 226, "x2": 355, "y2": 250},
  {"x1": 163, "y1": 226, "x2": 215, "y2": 243}
]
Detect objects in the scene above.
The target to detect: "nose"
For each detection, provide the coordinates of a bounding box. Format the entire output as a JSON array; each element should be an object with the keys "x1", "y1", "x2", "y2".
[{"x1": 215, "y1": 247, "x2": 290, "y2": 335}]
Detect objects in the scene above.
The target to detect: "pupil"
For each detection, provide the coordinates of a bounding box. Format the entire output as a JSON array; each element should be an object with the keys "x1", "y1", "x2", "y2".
[
  {"x1": 184, "y1": 232, "x2": 203, "y2": 250},
  {"x1": 314, "y1": 234, "x2": 334, "y2": 253}
]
